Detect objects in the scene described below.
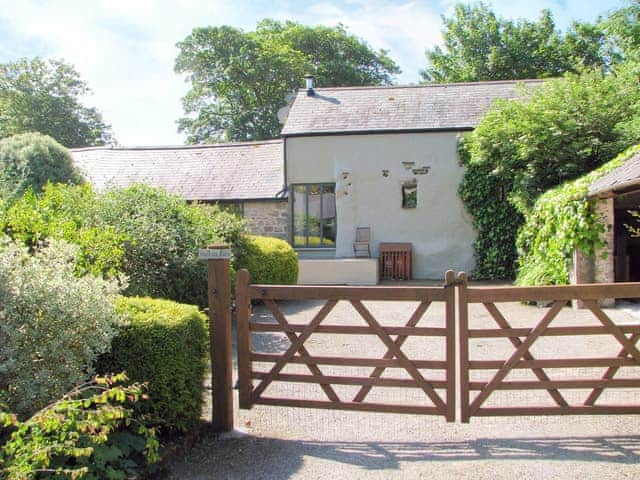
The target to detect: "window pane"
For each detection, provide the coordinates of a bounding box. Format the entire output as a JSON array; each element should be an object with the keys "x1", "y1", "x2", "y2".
[
  {"x1": 292, "y1": 185, "x2": 307, "y2": 247},
  {"x1": 321, "y1": 185, "x2": 336, "y2": 246},
  {"x1": 307, "y1": 185, "x2": 322, "y2": 246}
]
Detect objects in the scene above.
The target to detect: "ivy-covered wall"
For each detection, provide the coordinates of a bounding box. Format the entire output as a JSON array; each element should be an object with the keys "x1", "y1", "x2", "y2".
[{"x1": 516, "y1": 145, "x2": 640, "y2": 286}]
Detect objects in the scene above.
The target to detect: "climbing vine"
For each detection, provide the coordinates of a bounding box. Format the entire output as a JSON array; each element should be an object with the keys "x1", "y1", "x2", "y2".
[{"x1": 516, "y1": 145, "x2": 640, "y2": 285}]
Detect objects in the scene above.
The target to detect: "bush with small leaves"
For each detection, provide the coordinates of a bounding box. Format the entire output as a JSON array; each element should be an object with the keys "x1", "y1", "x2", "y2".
[
  {"x1": 0, "y1": 133, "x2": 84, "y2": 202},
  {"x1": 0, "y1": 237, "x2": 122, "y2": 418},
  {"x1": 97, "y1": 297, "x2": 208, "y2": 434},
  {"x1": 235, "y1": 235, "x2": 298, "y2": 284},
  {"x1": 1, "y1": 374, "x2": 159, "y2": 480}
]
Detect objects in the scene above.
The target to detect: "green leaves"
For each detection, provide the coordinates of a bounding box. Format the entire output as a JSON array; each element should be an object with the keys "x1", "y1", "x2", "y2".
[
  {"x1": 459, "y1": 66, "x2": 640, "y2": 280},
  {"x1": 422, "y1": 4, "x2": 597, "y2": 83},
  {"x1": 175, "y1": 20, "x2": 400, "y2": 143},
  {"x1": 0, "y1": 58, "x2": 112, "y2": 148},
  {"x1": 1, "y1": 375, "x2": 159, "y2": 479},
  {"x1": 516, "y1": 145, "x2": 640, "y2": 285}
]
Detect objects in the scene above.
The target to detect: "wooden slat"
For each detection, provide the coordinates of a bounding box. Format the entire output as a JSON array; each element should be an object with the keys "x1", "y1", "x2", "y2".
[
  {"x1": 352, "y1": 301, "x2": 431, "y2": 403},
  {"x1": 250, "y1": 323, "x2": 448, "y2": 336},
  {"x1": 251, "y1": 353, "x2": 447, "y2": 369},
  {"x1": 483, "y1": 302, "x2": 567, "y2": 407},
  {"x1": 469, "y1": 358, "x2": 640, "y2": 369},
  {"x1": 250, "y1": 284, "x2": 447, "y2": 301},
  {"x1": 469, "y1": 379, "x2": 640, "y2": 390},
  {"x1": 444, "y1": 270, "x2": 456, "y2": 422},
  {"x1": 264, "y1": 300, "x2": 340, "y2": 402},
  {"x1": 458, "y1": 272, "x2": 471, "y2": 423},
  {"x1": 350, "y1": 300, "x2": 447, "y2": 412},
  {"x1": 236, "y1": 269, "x2": 252, "y2": 409},
  {"x1": 255, "y1": 397, "x2": 443, "y2": 415},
  {"x1": 466, "y1": 282, "x2": 640, "y2": 303},
  {"x1": 251, "y1": 371, "x2": 448, "y2": 388},
  {"x1": 468, "y1": 300, "x2": 566, "y2": 415},
  {"x1": 473, "y1": 406, "x2": 640, "y2": 416},
  {"x1": 468, "y1": 325, "x2": 640, "y2": 338}
]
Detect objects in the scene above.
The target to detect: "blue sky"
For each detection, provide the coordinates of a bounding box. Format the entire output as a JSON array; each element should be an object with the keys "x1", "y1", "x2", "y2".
[{"x1": 0, "y1": 0, "x2": 625, "y2": 145}]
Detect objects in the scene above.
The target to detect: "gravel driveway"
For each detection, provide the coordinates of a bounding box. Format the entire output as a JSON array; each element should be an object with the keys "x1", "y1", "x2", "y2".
[{"x1": 167, "y1": 297, "x2": 640, "y2": 479}]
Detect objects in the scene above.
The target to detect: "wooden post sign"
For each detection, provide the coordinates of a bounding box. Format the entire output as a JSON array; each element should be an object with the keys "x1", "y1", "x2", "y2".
[{"x1": 200, "y1": 244, "x2": 233, "y2": 432}]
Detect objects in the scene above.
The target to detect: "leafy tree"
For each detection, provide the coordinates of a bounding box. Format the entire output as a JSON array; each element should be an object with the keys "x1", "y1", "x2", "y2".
[
  {"x1": 600, "y1": 0, "x2": 640, "y2": 65},
  {"x1": 0, "y1": 57, "x2": 112, "y2": 147},
  {"x1": 175, "y1": 20, "x2": 400, "y2": 143},
  {"x1": 0, "y1": 133, "x2": 84, "y2": 201},
  {"x1": 459, "y1": 66, "x2": 640, "y2": 278},
  {"x1": 421, "y1": 3, "x2": 605, "y2": 83}
]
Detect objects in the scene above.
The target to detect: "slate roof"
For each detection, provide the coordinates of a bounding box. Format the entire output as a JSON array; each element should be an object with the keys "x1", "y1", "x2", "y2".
[
  {"x1": 281, "y1": 79, "x2": 543, "y2": 136},
  {"x1": 71, "y1": 139, "x2": 284, "y2": 201},
  {"x1": 589, "y1": 150, "x2": 640, "y2": 196}
]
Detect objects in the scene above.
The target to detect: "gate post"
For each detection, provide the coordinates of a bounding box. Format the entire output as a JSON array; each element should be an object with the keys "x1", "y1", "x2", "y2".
[
  {"x1": 201, "y1": 244, "x2": 234, "y2": 432},
  {"x1": 457, "y1": 272, "x2": 470, "y2": 423},
  {"x1": 444, "y1": 270, "x2": 456, "y2": 422}
]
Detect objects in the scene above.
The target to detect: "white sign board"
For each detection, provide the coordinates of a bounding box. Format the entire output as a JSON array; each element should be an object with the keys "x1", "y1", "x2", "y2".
[{"x1": 198, "y1": 248, "x2": 231, "y2": 260}]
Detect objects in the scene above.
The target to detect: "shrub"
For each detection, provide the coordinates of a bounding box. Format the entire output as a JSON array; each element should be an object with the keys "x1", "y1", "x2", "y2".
[
  {"x1": 5, "y1": 183, "x2": 127, "y2": 278},
  {"x1": 459, "y1": 67, "x2": 640, "y2": 278},
  {"x1": 96, "y1": 297, "x2": 208, "y2": 434},
  {"x1": 1, "y1": 374, "x2": 159, "y2": 479},
  {"x1": 0, "y1": 237, "x2": 121, "y2": 418},
  {"x1": 236, "y1": 235, "x2": 298, "y2": 284},
  {"x1": 93, "y1": 185, "x2": 221, "y2": 306},
  {"x1": 0, "y1": 133, "x2": 83, "y2": 201},
  {"x1": 516, "y1": 144, "x2": 640, "y2": 285}
]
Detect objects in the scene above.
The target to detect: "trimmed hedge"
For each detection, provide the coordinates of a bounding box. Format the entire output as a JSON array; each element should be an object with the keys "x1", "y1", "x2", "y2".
[
  {"x1": 96, "y1": 297, "x2": 208, "y2": 433},
  {"x1": 236, "y1": 235, "x2": 298, "y2": 284}
]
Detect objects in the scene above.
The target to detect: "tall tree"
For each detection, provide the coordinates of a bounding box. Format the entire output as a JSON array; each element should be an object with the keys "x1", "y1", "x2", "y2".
[
  {"x1": 0, "y1": 58, "x2": 112, "y2": 148},
  {"x1": 175, "y1": 20, "x2": 400, "y2": 143},
  {"x1": 421, "y1": 3, "x2": 605, "y2": 83}
]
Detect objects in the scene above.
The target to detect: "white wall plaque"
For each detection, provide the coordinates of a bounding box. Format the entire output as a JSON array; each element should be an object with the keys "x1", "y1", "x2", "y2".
[{"x1": 198, "y1": 248, "x2": 231, "y2": 260}]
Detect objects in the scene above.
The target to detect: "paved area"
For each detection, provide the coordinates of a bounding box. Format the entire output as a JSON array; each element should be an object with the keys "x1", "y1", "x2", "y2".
[{"x1": 168, "y1": 298, "x2": 640, "y2": 479}]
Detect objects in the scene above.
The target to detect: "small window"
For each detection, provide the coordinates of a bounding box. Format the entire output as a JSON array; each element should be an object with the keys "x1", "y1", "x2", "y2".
[{"x1": 402, "y1": 181, "x2": 417, "y2": 208}]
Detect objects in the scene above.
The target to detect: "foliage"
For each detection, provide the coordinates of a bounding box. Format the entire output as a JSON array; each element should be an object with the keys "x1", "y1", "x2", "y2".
[
  {"x1": 421, "y1": 3, "x2": 605, "y2": 83},
  {"x1": 0, "y1": 238, "x2": 121, "y2": 419},
  {"x1": 458, "y1": 141, "x2": 523, "y2": 278},
  {"x1": 3, "y1": 183, "x2": 242, "y2": 305},
  {"x1": 599, "y1": 0, "x2": 640, "y2": 66},
  {"x1": 175, "y1": 19, "x2": 399, "y2": 142},
  {"x1": 1, "y1": 374, "x2": 159, "y2": 480},
  {"x1": 459, "y1": 67, "x2": 640, "y2": 278},
  {"x1": 0, "y1": 57, "x2": 112, "y2": 148},
  {"x1": 0, "y1": 133, "x2": 84, "y2": 201},
  {"x1": 96, "y1": 297, "x2": 208, "y2": 434},
  {"x1": 236, "y1": 235, "x2": 298, "y2": 284},
  {"x1": 94, "y1": 185, "x2": 222, "y2": 306},
  {"x1": 516, "y1": 145, "x2": 640, "y2": 285},
  {"x1": 4, "y1": 184, "x2": 126, "y2": 278}
]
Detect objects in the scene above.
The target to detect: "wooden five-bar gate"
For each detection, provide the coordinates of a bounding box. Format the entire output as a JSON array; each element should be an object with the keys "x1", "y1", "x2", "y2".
[
  {"x1": 202, "y1": 249, "x2": 640, "y2": 432},
  {"x1": 235, "y1": 269, "x2": 457, "y2": 421}
]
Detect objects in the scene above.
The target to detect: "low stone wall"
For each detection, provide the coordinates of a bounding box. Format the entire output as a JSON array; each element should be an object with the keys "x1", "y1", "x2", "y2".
[{"x1": 243, "y1": 200, "x2": 288, "y2": 240}]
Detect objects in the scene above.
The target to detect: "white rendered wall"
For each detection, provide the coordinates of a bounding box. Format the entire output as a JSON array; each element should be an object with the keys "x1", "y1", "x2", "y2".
[{"x1": 286, "y1": 132, "x2": 476, "y2": 279}]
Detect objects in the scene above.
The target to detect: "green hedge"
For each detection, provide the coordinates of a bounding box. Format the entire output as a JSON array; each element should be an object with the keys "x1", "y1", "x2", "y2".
[
  {"x1": 96, "y1": 297, "x2": 208, "y2": 434},
  {"x1": 236, "y1": 235, "x2": 298, "y2": 284}
]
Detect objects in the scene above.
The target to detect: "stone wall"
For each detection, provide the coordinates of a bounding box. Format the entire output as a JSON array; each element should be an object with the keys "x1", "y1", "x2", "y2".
[
  {"x1": 243, "y1": 200, "x2": 288, "y2": 240},
  {"x1": 570, "y1": 196, "x2": 615, "y2": 307}
]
